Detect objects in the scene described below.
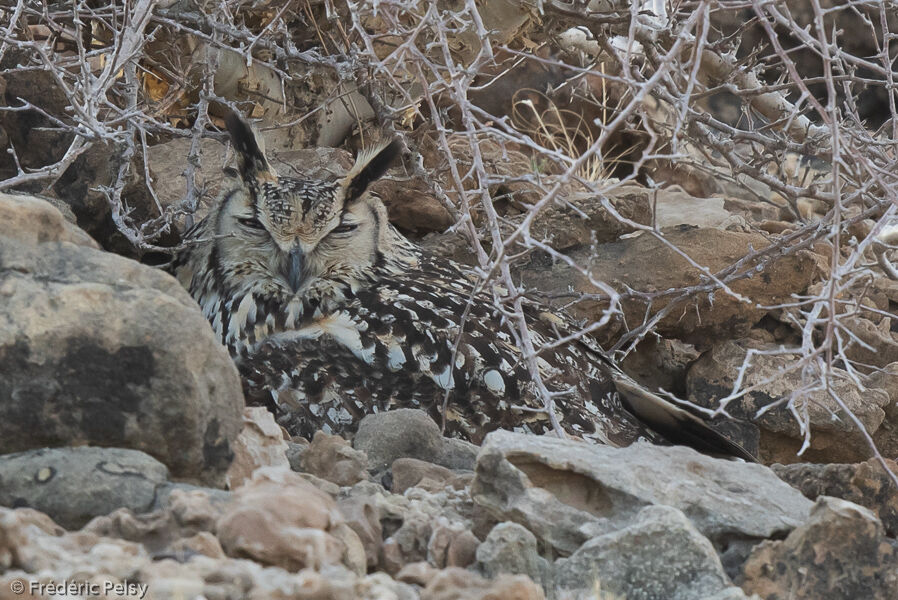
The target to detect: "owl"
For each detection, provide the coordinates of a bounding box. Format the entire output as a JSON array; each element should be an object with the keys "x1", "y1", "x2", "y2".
[{"x1": 171, "y1": 113, "x2": 754, "y2": 460}]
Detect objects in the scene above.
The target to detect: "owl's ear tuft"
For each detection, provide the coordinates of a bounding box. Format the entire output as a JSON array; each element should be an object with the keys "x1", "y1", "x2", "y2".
[
  {"x1": 342, "y1": 139, "x2": 402, "y2": 203},
  {"x1": 225, "y1": 112, "x2": 277, "y2": 184}
]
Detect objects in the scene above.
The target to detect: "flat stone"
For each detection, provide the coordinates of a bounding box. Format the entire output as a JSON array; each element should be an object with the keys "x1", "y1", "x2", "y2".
[
  {"x1": 0, "y1": 447, "x2": 169, "y2": 529},
  {"x1": 472, "y1": 431, "x2": 811, "y2": 554}
]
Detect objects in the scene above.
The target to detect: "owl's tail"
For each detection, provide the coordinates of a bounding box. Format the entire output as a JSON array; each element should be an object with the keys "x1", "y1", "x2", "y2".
[{"x1": 609, "y1": 367, "x2": 759, "y2": 462}]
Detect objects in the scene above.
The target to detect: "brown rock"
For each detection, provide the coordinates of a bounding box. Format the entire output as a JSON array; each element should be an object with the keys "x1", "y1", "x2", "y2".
[
  {"x1": 0, "y1": 507, "x2": 148, "y2": 575},
  {"x1": 396, "y1": 561, "x2": 439, "y2": 586},
  {"x1": 373, "y1": 177, "x2": 454, "y2": 234},
  {"x1": 216, "y1": 468, "x2": 345, "y2": 571},
  {"x1": 523, "y1": 226, "x2": 816, "y2": 345},
  {"x1": 168, "y1": 531, "x2": 226, "y2": 559},
  {"x1": 83, "y1": 486, "x2": 228, "y2": 556},
  {"x1": 840, "y1": 316, "x2": 898, "y2": 368},
  {"x1": 300, "y1": 431, "x2": 369, "y2": 487},
  {"x1": 445, "y1": 530, "x2": 479, "y2": 568},
  {"x1": 774, "y1": 459, "x2": 898, "y2": 536},
  {"x1": 381, "y1": 507, "x2": 442, "y2": 573},
  {"x1": 421, "y1": 568, "x2": 545, "y2": 600},
  {"x1": 869, "y1": 363, "x2": 898, "y2": 421},
  {"x1": 166, "y1": 488, "x2": 227, "y2": 534},
  {"x1": 226, "y1": 407, "x2": 290, "y2": 489},
  {"x1": 687, "y1": 340, "x2": 890, "y2": 463},
  {"x1": 741, "y1": 497, "x2": 898, "y2": 600},
  {"x1": 336, "y1": 495, "x2": 382, "y2": 569},
  {"x1": 524, "y1": 184, "x2": 652, "y2": 250},
  {"x1": 620, "y1": 337, "x2": 701, "y2": 396},
  {"x1": 428, "y1": 523, "x2": 464, "y2": 568},
  {"x1": 0, "y1": 192, "x2": 98, "y2": 248},
  {"x1": 392, "y1": 458, "x2": 456, "y2": 494},
  {"x1": 331, "y1": 521, "x2": 367, "y2": 575}
]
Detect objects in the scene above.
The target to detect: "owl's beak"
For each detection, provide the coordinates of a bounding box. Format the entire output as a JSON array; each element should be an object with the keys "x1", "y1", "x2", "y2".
[{"x1": 284, "y1": 245, "x2": 304, "y2": 293}]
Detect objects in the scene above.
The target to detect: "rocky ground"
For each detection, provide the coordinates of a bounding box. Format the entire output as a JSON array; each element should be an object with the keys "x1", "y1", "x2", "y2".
[
  {"x1": 3, "y1": 2, "x2": 898, "y2": 597},
  {"x1": 1, "y1": 187, "x2": 897, "y2": 599}
]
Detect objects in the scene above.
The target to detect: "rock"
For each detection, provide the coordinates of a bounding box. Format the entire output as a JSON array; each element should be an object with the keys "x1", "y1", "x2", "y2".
[
  {"x1": 391, "y1": 458, "x2": 457, "y2": 494},
  {"x1": 396, "y1": 561, "x2": 440, "y2": 587},
  {"x1": 840, "y1": 316, "x2": 898, "y2": 368},
  {"x1": 421, "y1": 567, "x2": 545, "y2": 600},
  {"x1": 354, "y1": 409, "x2": 444, "y2": 471},
  {"x1": 136, "y1": 555, "x2": 376, "y2": 600},
  {"x1": 301, "y1": 431, "x2": 369, "y2": 487},
  {"x1": 437, "y1": 438, "x2": 479, "y2": 471},
  {"x1": 773, "y1": 459, "x2": 898, "y2": 536},
  {"x1": 372, "y1": 480, "x2": 478, "y2": 575},
  {"x1": 373, "y1": 177, "x2": 454, "y2": 234},
  {"x1": 703, "y1": 589, "x2": 761, "y2": 600},
  {"x1": 353, "y1": 410, "x2": 478, "y2": 473},
  {"x1": 336, "y1": 495, "x2": 383, "y2": 569},
  {"x1": 555, "y1": 505, "x2": 738, "y2": 600},
  {"x1": 226, "y1": 407, "x2": 290, "y2": 489},
  {"x1": 525, "y1": 184, "x2": 652, "y2": 251},
  {"x1": 427, "y1": 520, "x2": 479, "y2": 568},
  {"x1": 331, "y1": 521, "x2": 368, "y2": 576},
  {"x1": 216, "y1": 467, "x2": 348, "y2": 572},
  {"x1": 0, "y1": 506, "x2": 149, "y2": 577},
  {"x1": 687, "y1": 340, "x2": 890, "y2": 463},
  {"x1": 868, "y1": 362, "x2": 898, "y2": 420},
  {"x1": 0, "y1": 195, "x2": 244, "y2": 486},
  {"x1": 620, "y1": 337, "x2": 701, "y2": 396},
  {"x1": 472, "y1": 431, "x2": 811, "y2": 555},
  {"x1": 522, "y1": 226, "x2": 816, "y2": 345},
  {"x1": 741, "y1": 497, "x2": 898, "y2": 600},
  {"x1": 476, "y1": 522, "x2": 552, "y2": 590},
  {"x1": 83, "y1": 486, "x2": 229, "y2": 554},
  {"x1": 652, "y1": 186, "x2": 740, "y2": 229},
  {"x1": 0, "y1": 447, "x2": 169, "y2": 530},
  {"x1": 286, "y1": 438, "x2": 310, "y2": 471},
  {"x1": 0, "y1": 192, "x2": 98, "y2": 248},
  {"x1": 444, "y1": 529, "x2": 479, "y2": 568}
]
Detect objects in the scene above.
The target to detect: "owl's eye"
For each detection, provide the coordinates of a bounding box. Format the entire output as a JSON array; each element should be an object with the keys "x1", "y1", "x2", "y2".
[
  {"x1": 238, "y1": 217, "x2": 266, "y2": 230},
  {"x1": 331, "y1": 222, "x2": 359, "y2": 235}
]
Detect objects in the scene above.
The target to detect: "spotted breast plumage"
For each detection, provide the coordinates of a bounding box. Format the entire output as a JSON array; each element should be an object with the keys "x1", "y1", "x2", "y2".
[{"x1": 170, "y1": 113, "x2": 754, "y2": 460}]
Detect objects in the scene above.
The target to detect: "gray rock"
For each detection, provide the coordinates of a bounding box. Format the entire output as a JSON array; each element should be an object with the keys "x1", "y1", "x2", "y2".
[
  {"x1": 353, "y1": 409, "x2": 443, "y2": 470},
  {"x1": 476, "y1": 522, "x2": 552, "y2": 591},
  {"x1": 437, "y1": 437, "x2": 479, "y2": 471},
  {"x1": 472, "y1": 431, "x2": 811, "y2": 555},
  {"x1": 0, "y1": 194, "x2": 244, "y2": 486},
  {"x1": 285, "y1": 441, "x2": 308, "y2": 472},
  {"x1": 554, "y1": 505, "x2": 732, "y2": 600},
  {"x1": 0, "y1": 446, "x2": 169, "y2": 529},
  {"x1": 703, "y1": 589, "x2": 761, "y2": 600}
]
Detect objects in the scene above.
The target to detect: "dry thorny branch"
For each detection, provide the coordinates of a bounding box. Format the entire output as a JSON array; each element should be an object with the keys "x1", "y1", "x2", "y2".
[{"x1": 1, "y1": 0, "x2": 897, "y2": 479}]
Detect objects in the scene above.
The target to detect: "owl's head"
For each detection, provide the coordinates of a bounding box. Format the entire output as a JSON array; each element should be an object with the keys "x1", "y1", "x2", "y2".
[{"x1": 207, "y1": 114, "x2": 405, "y2": 297}]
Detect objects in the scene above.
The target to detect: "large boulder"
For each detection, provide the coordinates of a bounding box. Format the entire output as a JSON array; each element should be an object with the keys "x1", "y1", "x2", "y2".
[
  {"x1": 471, "y1": 430, "x2": 811, "y2": 555},
  {"x1": 0, "y1": 193, "x2": 244, "y2": 486},
  {"x1": 522, "y1": 226, "x2": 817, "y2": 345}
]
